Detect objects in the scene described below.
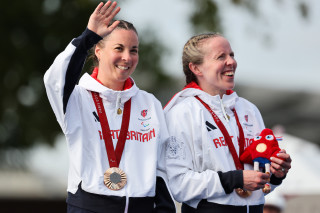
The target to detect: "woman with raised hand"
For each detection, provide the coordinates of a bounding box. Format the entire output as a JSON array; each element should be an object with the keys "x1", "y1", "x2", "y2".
[{"x1": 44, "y1": 1, "x2": 175, "y2": 212}]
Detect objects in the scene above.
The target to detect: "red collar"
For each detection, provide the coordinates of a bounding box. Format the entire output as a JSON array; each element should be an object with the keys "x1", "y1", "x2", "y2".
[
  {"x1": 183, "y1": 81, "x2": 234, "y2": 95},
  {"x1": 183, "y1": 81, "x2": 202, "y2": 90},
  {"x1": 91, "y1": 67, "x2": 133, "y2": 90},
  {"x1": 164, "y1": 81, "x2": 234, "y2": 109}
]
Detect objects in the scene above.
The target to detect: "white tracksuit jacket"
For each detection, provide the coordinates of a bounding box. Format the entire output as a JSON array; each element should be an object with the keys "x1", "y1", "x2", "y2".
[
  {"x1": 164, "y1": 84, "x2": 283, "y2": 210},
  {"x1": 44, "y1": 28, "x2": 175, "y2": 213}
]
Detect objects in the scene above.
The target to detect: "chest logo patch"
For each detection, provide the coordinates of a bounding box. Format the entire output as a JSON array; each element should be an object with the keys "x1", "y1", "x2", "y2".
[
  {"x1": 206, "y1": 121, "x2": 217, "y2": 132},
  {"x1": 141, "y1": 109, "x2": 148, "y2": 118}
]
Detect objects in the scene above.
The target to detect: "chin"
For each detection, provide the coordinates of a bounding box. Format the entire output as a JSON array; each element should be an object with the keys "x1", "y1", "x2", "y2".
[{"x1": 227, "y1": 82, "x2": 235, "y2": 90}]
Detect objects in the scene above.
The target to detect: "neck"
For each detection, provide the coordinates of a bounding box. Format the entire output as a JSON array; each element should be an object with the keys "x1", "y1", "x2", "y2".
[
  {"x1": 199, "y1": 83, "x2": 226, "y2": 98},
  {"x1": 97, "y1": 75, "x2": 125, "y2": 91}
]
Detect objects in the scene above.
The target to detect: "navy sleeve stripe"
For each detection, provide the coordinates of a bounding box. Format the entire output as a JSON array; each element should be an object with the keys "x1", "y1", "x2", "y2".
[
  {"x1": 217, "y1": 170, "x2": 243, "y2": 194},
  {"x1": 63, "y1": 28, "x2": 102, "y2": 113},
  {"x1": 270, "y1": 174, "x2": 285, "y2": 185}
]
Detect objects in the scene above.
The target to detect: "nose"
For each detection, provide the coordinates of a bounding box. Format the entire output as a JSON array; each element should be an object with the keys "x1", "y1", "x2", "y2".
[
  {"x1": 121, "y1": 50, "x2": 132, "y2": 63},
  {"x1": 227, "y1": 56, "x2": 237, "y2": 69}
]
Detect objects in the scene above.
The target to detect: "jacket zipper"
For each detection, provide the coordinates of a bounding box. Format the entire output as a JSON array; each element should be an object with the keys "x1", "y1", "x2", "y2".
[{"x1": 219, "y1": 98, "x2": 230, "y2": 122}]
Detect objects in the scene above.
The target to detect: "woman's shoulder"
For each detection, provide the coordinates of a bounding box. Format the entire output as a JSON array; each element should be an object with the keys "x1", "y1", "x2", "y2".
[
  {"x1": 135, "y1": 89, "x2": 163, "y2": 107},
  {"x1": 165, "y1": 96, "x2": 200, "y2": 115},
  {"x1": 237, "y1": 96, "x2": 259, "y2": 109},
  {"x1": 136, "y1": 89, "x2": 158, "y2": 100},
  {"x1": 236, "y1": 96, "x2": 263, "y2": 119}
]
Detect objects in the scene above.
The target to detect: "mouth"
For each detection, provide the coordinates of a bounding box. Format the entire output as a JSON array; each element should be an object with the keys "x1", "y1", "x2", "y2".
[
  {"x1": 116, "y1": 65, "x2": 130, "y2": 70},
  {"x1": 223, "y1": 71, "x2": 235, "y2": 77}
]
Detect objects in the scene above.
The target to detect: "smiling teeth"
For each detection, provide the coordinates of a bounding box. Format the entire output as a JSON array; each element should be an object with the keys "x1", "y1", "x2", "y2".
[
  {"x1": 117, "y1": 65, "x2": 129, "y2": 70},
  {"x1": 224, "y1": 71, "x2": 234, "y2": 76}
]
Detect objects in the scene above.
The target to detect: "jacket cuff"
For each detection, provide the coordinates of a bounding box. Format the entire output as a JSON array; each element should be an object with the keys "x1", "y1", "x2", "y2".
[
  {"x1": 217, "y1": 170, "x2": 243, "y2": 194},
  {"x1": 270, "y1": 174, "x2": 286, "y2": 185},
  {"x1": 71, "y1": 28, "x2": 103, "y2": 49}
]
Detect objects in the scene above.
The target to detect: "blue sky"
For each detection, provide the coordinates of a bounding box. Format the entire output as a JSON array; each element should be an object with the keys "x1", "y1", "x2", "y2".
[{"x1": 120, "y1": 0, "x2": 320, "y2": 93}]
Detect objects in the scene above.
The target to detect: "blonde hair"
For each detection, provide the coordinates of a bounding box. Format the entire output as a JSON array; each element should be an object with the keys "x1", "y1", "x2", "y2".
[{"x1": 182, "y1": 33, "x2": 221, "y2": 84}]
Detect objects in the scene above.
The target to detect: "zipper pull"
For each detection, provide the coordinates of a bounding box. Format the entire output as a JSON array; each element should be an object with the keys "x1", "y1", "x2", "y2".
[{"x1": 116, "y1": 95, "x2": 122, "y2": 114}]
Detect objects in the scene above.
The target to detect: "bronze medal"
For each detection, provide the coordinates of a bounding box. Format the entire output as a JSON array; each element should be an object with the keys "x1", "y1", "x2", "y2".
[
  {"x1": 91, "y1": 92, "x2": 132, "y2": 191},
  {"x1": 235, "y1": 188, "x2": 252, "y2": 198},
  {"x1": 104, "y1": 167, "x2": 127, "y2": 190}
]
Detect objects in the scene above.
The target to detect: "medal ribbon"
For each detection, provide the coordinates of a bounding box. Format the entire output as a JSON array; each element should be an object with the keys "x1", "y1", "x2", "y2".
[
  {"x1": 195, "y1": 96, "x2": 245, "y2": 170},
  {"x1": 92, "y1": 92, "x2": 131, "y2": 168}
]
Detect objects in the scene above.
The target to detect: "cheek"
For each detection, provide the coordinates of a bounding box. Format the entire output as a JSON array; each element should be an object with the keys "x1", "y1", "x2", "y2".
[
  {"x1": 234, "y1": 60, "x2": 238, "y2": 69},
  {"x1": 106, "y1": 53, "x2": 121, "y2": 63},
  {"x1": 102, "y1": 57, "x2": 115, "y2": 66},
  {"x1": 210, "y1": 64, "x2": 223, "y2": 76},
  {"x1": 132, "y1": 55, "x2": 139, "y2": 66}
]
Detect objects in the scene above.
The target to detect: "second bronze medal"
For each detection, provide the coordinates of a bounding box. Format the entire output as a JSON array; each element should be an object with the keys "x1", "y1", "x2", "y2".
[{"x1": 104, "y1": 167, "x2": 127, "y2": 190}]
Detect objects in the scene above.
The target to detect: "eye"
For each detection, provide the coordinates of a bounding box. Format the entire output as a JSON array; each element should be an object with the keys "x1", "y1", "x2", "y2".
[
  {"x1": 214, "y1": 52, "x2": 226, "y2": 60},
  {"x1": 254, "y1": 136, "x2": 262, "y2": 141},
  {"x1": 217, "y1": 54, "x2": 225, "y2": 60},
  {"x1": 115, "y1": 46, "x2": 123, "y2": 51},
  {"x1": 131, "y1": 48, "x2": 138, "y2": 54},
  {"x1": 265, "y1": 135, "x2": 274, "y2": 141}
]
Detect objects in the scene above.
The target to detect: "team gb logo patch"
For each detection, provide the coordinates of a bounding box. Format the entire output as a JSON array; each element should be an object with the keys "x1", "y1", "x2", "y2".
[{"x1": 141, "y1": 109, "x2": 148, "y2": 118}]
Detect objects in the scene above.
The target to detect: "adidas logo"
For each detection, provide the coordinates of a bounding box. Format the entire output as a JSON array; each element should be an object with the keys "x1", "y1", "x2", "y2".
[
  {"x1": 206, "y1": 121, "x2": 217, "y2": 132},
  {"x1": 93, "y1": 111, "x2": 100, "y2": 122}
]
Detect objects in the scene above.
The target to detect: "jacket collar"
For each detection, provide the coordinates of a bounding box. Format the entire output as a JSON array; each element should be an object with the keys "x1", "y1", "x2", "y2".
[
  {"x1": 164, "y1": 81, "x2": 238, "y2": 114},
  {"x1": 78, "y1": 68, "x2": 139, "y2": 105}
]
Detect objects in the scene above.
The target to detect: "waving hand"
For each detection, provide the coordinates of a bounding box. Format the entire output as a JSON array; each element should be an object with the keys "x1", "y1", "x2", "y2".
[{"x1": 87, "y1": 1, "x2": 121, "y2": 38}]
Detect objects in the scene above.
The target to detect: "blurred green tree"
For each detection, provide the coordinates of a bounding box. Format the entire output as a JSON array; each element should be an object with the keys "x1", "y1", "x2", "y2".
[
  {"x1": 0, "y1": 0, "x2": 177, "y2": 154},
  {"x1": 189, "y1": 0, "x2": 309, "y2": 34}
]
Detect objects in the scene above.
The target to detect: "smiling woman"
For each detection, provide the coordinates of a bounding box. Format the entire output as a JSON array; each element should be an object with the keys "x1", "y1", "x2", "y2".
[
  {"x1": 185, "y1": 34, "x2": 237, "y2": 97},
  {"x1": 43, "y1": 1, "x2": 175, "y2": 212},
  {"x1": 91, "y1": 22, "x2": 139, "y2": 91},
  {"x1": 163, "y1": 33, "x2": 292, "y2": 213}
]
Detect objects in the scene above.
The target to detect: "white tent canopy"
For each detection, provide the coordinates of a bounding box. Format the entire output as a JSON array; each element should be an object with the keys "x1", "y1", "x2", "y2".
[{"x1": 275, "y1": 133, "x2": 320, "y2": 195}]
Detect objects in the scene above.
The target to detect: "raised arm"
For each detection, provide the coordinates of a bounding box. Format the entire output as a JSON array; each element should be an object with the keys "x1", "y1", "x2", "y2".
[{"x1": 43, "y1": 1, "x2": 120, "y2": 127}]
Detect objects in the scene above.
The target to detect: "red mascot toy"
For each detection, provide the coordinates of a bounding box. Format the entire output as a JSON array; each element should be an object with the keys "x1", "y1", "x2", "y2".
[{"x1": 240, "y1": 128, "x2": 282, "y2": 193}]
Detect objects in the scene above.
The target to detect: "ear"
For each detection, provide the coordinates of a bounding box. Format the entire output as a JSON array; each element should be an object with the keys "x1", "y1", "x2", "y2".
[
  {"x1": 95, "y1": 45, "x2": 101, "y2": 60},
  {"x1": 189, "y1": 62, "x2": 202, "y2": 76}
]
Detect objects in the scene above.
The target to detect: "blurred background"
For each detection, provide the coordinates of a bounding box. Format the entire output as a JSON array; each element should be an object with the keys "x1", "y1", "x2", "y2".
[{"x1": 1, "y1": 0, "x2": 319, "y2": 212}]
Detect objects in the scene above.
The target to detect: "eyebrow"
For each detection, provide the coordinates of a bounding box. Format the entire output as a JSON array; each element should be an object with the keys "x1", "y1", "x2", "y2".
[
  {"x1": 114, "y1": 44, "x2": 138, "y2": 48},
  {"x1": 215, "y1": 51, "x2": 234, "y2": 56},
  {"x1": 212, "y1": 52, "x2": 225, "y2": 58}
]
